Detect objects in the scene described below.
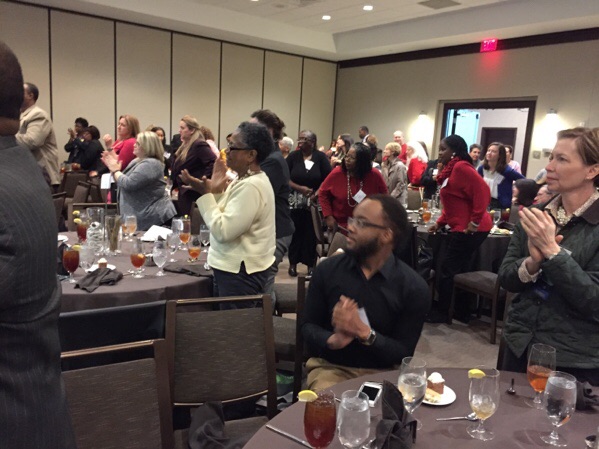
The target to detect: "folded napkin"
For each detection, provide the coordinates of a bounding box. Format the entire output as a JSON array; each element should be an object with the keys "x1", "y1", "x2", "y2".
[
  {"x1": 576, "y1": 381, "x2": 599, "y2": 410},
  {"x1": 374, "y1": 380, "x2": 417, "y2": 449},
  {"x1": 187, "y1": 402, "x2": 248, "y2": 449},
  {"x1": 75, "y1": 267, "x2": 123, "y2": 293},
  {"x1": 164, "y1": 262, "x2": 211, "y2": 277}
]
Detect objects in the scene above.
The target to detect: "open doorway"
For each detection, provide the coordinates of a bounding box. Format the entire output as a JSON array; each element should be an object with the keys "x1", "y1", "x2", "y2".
[{"x1": 441, "y1": 99, "x2": 536, "y2": 175}]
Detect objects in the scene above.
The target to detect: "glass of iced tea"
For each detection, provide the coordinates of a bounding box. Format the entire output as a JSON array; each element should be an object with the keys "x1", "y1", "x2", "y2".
[
  {"x1": 422, "y1": 209, "x2": 432, "y2": 224},
  {"x1": 188, "y1": 235, "x2": 201, "y2": 263},
  {"x1": 123, "y1": 215, "x2": 137, "y2": 241},
  {"x1": 527, "y1": 343, "x2": 556, "y2": 409},
  {"x1": 179, "y1": 217, "x2": 191, "y2": 245},
  {"x1": 129, "y1": 237, "x2": 146, "y2": 278},
  {"x1": 63, "y1": 247, "x2": 80, "y2": 284},
  {"x1": 304, "y1": 390, "x2": 336, "y2": 449},
  {"x1": 501, "y1": 208, "x2": 511, "y2": 222},
  {"x1": 76, "y1": 213, "x2": 89, "y2": 243}
]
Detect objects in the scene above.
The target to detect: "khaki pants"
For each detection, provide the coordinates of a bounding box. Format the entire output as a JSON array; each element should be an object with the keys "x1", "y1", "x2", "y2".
[{"x1": 306, "y1": 357, "x2": 387, "y2": 392}]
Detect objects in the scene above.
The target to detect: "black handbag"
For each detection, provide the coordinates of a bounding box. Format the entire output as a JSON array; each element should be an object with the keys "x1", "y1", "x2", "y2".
[{"x1": 415, "y1": 237, "x2": 433, "y2": 279}]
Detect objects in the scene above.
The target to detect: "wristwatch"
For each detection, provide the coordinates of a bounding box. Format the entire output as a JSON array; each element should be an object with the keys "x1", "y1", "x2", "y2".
[{"x1": 359, "y1": 328, "x2": 377, "y2": 346}]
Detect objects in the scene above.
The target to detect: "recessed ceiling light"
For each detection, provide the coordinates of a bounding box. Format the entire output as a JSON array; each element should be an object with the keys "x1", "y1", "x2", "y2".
[
  {"x1": 363, "y1": 5, "x2": 374, "y2": 11},
  {"x1": 322, "y1": 15, "x2": 331, "y2": 20},
  {"x1": 251, "y1": 0, "x2": 259, "y2": 2}
]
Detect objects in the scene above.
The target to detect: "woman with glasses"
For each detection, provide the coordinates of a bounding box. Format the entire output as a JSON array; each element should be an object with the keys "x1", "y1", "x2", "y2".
[
  {"x1": 287, "y1": 130, "x2": 332, "y2": 276},
  {"x1": 101, "y1": 131, "x2": 176, "y2": 230},
  {"x1": 180, "y1": 122, "x2": 275, "y2": 308},
  {"x1": 426, "y1": 134, "x2": 492, "y2": 323},
  {"x1": 319, "y1": 142, "x2": 387, "y2": 234},
  {"x1": 170, "y1": 115, "x2": 216, "y2": 216}
]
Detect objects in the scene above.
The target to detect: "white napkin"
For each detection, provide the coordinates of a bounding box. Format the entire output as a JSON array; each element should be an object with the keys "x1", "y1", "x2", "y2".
[{"x1": 141, "y1": 225, "x2": 172, "y2": 242}]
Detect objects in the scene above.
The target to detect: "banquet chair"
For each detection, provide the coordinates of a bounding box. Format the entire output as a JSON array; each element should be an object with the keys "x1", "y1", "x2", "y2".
[
  {"x1": 398, "y1": 225, "x2": 436, "y2": 300},
  {"x1": 52, "y1": 192, "x2": 66, "y2": 230},
  {"x1": 165, "y1": 295, "x2": 277, "y2": 447},
  {"x1": 67, "y1": 202, "x2": 119, "y2": 231},
  {"x1": 190, "y1": 203, "x2": 205, "y2": 234},
  {"x1": 86, "y1": 179, "x2": 104, "y2": 203},
  {"x1": 496, "y1": 291, "x2": 516, "y2": 369},
  {"x1": 272, "y1": 275, "x2": 310, "y2": 403},
  {"x1": 59, "y1": 170, "x2": 89, "y2": 198},
  {"x1": 407, "y1": 189, "x2": 421, "y2": 210},
  {"x1": 327, "y1": 232, "x2": 347, "y2": 256},
  {"x1": 310, "y1": 203, "x2": 329, "y2": 258},
  {"x1": 61, "y1": 339, "x2": 174, "y2": 449},
  {"x1": 449, "y1": 271, "x2": 507, "y2": 344},
  {"x1": 64, "y1": 181, "x2": 91, "y2": 218}
]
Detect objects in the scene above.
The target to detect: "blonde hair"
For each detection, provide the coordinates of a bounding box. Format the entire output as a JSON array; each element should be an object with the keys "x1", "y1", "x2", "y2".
[
  {"x1": 136, "y1": 131, "x2": 164, "y2": 163},
  {"x1": 119, "y1": 114, "x2": 140, "y2": 140},
  {"x1": 175, "y1": 115, "x2": 204, "y2": 163},
  {"x1": 385, "y1": 142, "x2": 401, "y2": 157}
]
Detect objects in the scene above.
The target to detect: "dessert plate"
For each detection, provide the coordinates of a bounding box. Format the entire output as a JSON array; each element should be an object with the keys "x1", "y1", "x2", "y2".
[
  {"x1": 423, "y1": 386, "x2": 456, "y2": 406},
  {"x1": 86, "y1": 264, "x2": 116, "y2": 273},
  {"x1": 58, "y1": 235, "x2": 68, "y2": 244}
]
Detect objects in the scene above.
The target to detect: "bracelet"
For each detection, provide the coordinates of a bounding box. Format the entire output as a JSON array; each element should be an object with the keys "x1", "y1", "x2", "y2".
[{"x1": 469, "y1": 221, "x2": 480, "y2": 228}]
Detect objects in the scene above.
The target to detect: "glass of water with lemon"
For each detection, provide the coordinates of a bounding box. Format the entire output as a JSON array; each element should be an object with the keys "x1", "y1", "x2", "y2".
[{"x1": 467, "y1": 367, "x2": 500, "y2": 441}]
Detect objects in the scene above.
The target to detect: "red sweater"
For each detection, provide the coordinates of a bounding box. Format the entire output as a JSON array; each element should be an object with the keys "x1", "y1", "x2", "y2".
[
  {"x1": 114, "y1": 137, "x2": 136, "y2": 171},
  {"x1": 319, "y1": 166, "x2": 388, "y2": 229},
  {"x1": 407, "y1": 158, "x2": 427, "y2": 186},
  {"x1": 436, "y1": 160, "x2": 492, "y2": 233}
]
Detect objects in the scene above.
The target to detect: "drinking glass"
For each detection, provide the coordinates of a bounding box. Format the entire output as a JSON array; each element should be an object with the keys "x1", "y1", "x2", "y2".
[
  {"x1": 104, "y1": 215, "x2": 121, "y2": 256},
  {"x1": 179, "y1": 218, "x2": 191, "y2": 245},
  {"x1": 397, "y1": 356, "x2": 426, "y2": 430},
  {"x1": 200, "y1": 224, "x2": 210, "y2": 257},
  {"x1": 188, "y1": 235, "x2": 201, "y2": 263},
  {"x1": 152, "y1": 240, "x2": 168, "y2": 276},
  {"x1": 541, "y1": 371, "x2": 577, "y2": 447},
  {"x1": 171, "y1": 218, "x2": 183, "y2": 250},
  {"x1": 492, "y1": 210, "x2": 501, "y2": 228},
  {"x1": 422, "y1": 209, "x2": 432, "y2": 224},
  {"x1": 338, "y1": 390, "x2": 370, "y2": 449},
  {"x1": 467, "y1": 366, "x2": 500, "y2": 441},
  {"x1": 76, "y1": 212, "x2": 89, "y2": 243},
  {"x1": 527, "y1": 343, "x2": 556, "y2": 409},
  {"x1": 501, "y1": 208, "x2": 511, "y2": 222},
  {"x1": 304, "y1": 390, "x2": 336, "y2": 449},
  {"x1": 129, "y1": 238, "x2": 146, "y2": 278},
  {"x1": 167, "y1": 232, "x2": 179, "y2": 262},
  {"x1": 78, "y1": 245, "x2": 95, "y2": 271},
  {"x1": 63, "y1": 247, "x2": 80, "y2": 283},
  {"x1": 123, "y1": 215, "x2": 137, "y2": 240},
  {"x1": 86, "y1": 207, "x2": 105, "y2": 256}
]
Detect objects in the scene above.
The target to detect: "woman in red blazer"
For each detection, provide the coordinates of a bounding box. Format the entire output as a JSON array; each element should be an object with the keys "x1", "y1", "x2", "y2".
[
  {"x1": 427, "y1": 134, "x2": 492, "y2": 323},
  {"x1": 406, "y1": 141, "x2": 428, "y2": 186}
]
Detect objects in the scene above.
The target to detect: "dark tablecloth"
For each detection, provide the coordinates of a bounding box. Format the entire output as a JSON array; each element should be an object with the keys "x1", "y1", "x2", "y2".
[{"x1": 246, "y1": 369, "x2": 597, "y2": 449}]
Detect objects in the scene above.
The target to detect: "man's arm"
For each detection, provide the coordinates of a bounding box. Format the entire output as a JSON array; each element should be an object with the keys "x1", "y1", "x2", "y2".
[
  {"x1": 301, "y1": 266, "x2": 335, "y2": 355},
  {"x1": 15, "y1": 110, "x2": 51, "y2": 151}
]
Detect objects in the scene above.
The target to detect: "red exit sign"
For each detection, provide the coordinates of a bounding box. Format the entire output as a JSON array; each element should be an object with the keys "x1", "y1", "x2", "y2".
[{"x1": 480, "y1": 38, "x2": 498, "y2": 52}]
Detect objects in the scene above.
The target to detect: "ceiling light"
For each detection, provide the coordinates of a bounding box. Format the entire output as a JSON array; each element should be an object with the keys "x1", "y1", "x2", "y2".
[
  {"x1": 322, "y1": 15, "x2": 331, "y2": 20},
  {"x1": 363, "y1": 5, "x2": 374, "y2": 11},
  {"x1": 251, "y1": 0, "x2": 259, "y2": 2}
]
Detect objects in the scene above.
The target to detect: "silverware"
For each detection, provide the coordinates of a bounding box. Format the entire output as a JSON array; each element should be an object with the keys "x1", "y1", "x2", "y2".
[
  {"x1": 436, "y1": 412, "x2": 477, "y2": 422},
  {"x1": 265, "y1": 424, "x2": 311, "y2": 448},
  {"x1": 506, "y1": 378, "x2": 516, "y2": 395}
]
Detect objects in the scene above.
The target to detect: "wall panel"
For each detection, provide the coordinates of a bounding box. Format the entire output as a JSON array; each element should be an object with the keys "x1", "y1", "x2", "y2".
[
  {"x1": 300, "y1": 59, "x2": 336, "y2": 146},
  {"x1": 51, "y1": 11, "x2": 114, "y2": 159},
  {"x1": 263, "y1": 52, "x2": 302, "y2": 141},
  {"x1": 116, "y1": 23, "x2": 170, "y2": 135},
  {"x1": 172, "y1": 34, "x2": 220, "y2": 143}
]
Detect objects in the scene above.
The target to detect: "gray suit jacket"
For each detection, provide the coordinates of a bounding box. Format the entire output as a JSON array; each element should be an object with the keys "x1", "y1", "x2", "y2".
[{"x1": 0, "y1": 135, "x2": 75, "y2": 448}]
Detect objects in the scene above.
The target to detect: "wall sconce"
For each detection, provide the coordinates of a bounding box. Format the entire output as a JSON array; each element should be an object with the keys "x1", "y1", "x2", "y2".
[
  {"x1": 418, "y1": 111, "x2": 427, "y2": 118},
  {"x1": 547, "y1": 108, "x2": 557, "y2": 116}
]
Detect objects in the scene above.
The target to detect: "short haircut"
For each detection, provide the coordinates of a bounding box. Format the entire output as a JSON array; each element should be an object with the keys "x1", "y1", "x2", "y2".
[
  {"x1": 0, "y1": 41, "x2": 24, "y2": 120},
  {"x1": 75, "y1": 117, "x2": 89, "y2": 128},
  {"x1": 469, "y1": 144, "x2": 482, "y2": 152},
  {"x1": 24, "y1": 82, "x2": 39, "y2": 102},
  {"x1": 83, "y1": 126, "x2": 100, "y2": 140},
  {"x1": 236, "y1": 121, "x2": 274, "y2": 163},
  {"x1": 136, "y1": 131, "x2": 164, "y2": 163},
  {"x1": 360, "y1": 125, "x2": 369, "y2": 134},
  {"x1": 368, "y1": 194, "x2": 408, "y2": 249},
  {"x1": 300, "y1": 129, "x2": 317, "y2": 150},
  {"x1": 250, "y1": 109, "x2": 285, "y2": 141},
  {"x1": 385, "y1": 142, "x2": 401, "y2": 157},
  {"x1": 280, "y1": 136, "x2": 294, "y2": 150},
  {"x1": 119, "y1": 114, "x2": 140, "y2": 140},
  {"x1": 343, "y1": 142, "x2": 372, "y2": 180},
  {"x1": 514, "y1": 179, "x2": 540, "y2": 207},
  {"x1": 443, "y1": 134, "x2": 473, "y2": 165}
]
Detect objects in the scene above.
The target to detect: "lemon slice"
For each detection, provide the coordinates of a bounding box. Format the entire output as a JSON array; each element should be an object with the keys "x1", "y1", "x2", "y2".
[
  {"x1": 71, "y1": 244, "x2": 82, "y2": 251},
  {"x1": 489, "y1": 210, "x2": 496, "y2": 214},
  {"x1": 73, "y1": 218, "x2": 82, "y2": 224},
  {"x1": 468, "y1": 369, "x2": 486, "y2": 379},
  {"x1": 72, "y1": 210, "x2": 80, "y2": 216},
  {"x1": 297, "y1": 390, "x2": 318, "y2": 402}
]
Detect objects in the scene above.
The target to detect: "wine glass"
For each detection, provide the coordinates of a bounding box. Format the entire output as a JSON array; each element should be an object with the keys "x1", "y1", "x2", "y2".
[
  {"x1": 78, "y1": 244, "x2": 95, "y2": 272},
  {"x1": 129, "y1": 238, "x2": 146, "y2": 278},
  {"x1": 171, "y1": 218, "x2": 183, "y2": 250},
  {"x1": 527, "y1": 343, "x2": 556, "y2": 409},
  {"x1": 188, "y1": 235, "x2": 201, "y2": 263},
  {"x1": 123, "y1": 215, "x2": 137, "y2": 240},
  {"x1": 200, "y1": 224, "x2": 210, "y2": 258},
  {"x1": 179, "y1": 217, "x2": 191, "y2": 246},
  {"x1": 492, "y1": 210, "x2": 501, "y2": 229},
  {"x1": 541, "y1": 371, "x2": 577, "y2": 447},
  {"x1": 167, "y1": 232, "x2": 179, "y2": 262},
  {"x1": 467, "y1": 366, "x2": 500, "y2": 441},
  {"x1": 338, "y1": 390, "x2": 370, "y2": 449},
  {"x1": 304, "y1": 390, "x2": 336, "y2": 449},
  {"x1": 397, "y1": 356, "x2": 426, "y2": 430},
  {"x1": 63, "y1": 247, "x2": 80, "y2": 284},
  {"x1": 152, "y1": 240, "x2": 168, "y2": 276}
]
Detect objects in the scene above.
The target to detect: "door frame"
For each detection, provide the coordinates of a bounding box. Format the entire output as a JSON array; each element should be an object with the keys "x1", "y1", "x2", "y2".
[{"x1": 440, "y1": 99, "x2": 536, "y2": 175}]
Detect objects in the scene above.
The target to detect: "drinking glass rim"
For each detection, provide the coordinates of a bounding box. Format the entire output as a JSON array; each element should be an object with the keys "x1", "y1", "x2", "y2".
[
  {"x1": 472, "y1": 365, "x2": 500, "y2": 377},
  {"x1": 402, "y1": 356, "x2": 426, "y2": 369},
  {"x1": 529, "y1": 343, "x2": 557, "y2": 354},
  {"x1": 546, "y1": 370, "x2": 577, "y2": 383}
]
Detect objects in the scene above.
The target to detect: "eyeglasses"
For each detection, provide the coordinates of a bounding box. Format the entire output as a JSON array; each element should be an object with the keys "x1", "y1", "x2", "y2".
[
  {"x1": 348, "y1": 217, "x2": 388, "y2": 230},
  {"x1": 226, "y1": 144, "x2": 251, "y2": 153}
]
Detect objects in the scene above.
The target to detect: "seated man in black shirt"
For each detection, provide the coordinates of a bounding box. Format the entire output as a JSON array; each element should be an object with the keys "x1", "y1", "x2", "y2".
[{"x1": 302, "y1": 194, "x2": 430, "y2": 391}]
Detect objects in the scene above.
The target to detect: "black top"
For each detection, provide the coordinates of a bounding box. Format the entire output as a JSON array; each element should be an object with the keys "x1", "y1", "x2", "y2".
[
  {"x1": 302, "y1": 252, "x2": 430, "y2": 369},
  {"x1": 287, "y1": 149, "x2": 332, "y2": 190},
  {"x1": 261, "y1": 147, "x2": 294, "y2": 238},
  {"x1": 420, "y1": 158, "x2": 439, "y2": 199},
  {"x1": 66, "y1": 138, "x2": 104, "y2": 171}
]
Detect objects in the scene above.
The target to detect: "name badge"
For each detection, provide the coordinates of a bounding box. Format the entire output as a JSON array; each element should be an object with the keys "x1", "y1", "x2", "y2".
[
  {"x1": 353, "y1": 189, "x2": 367, "y2": 203},
  {"x1": 441, "y1": 178, "x2": 449, "y2": 189},
  {"x1": 358, "y1": 308, "x2": 371, "y2": 327},
  {"x1": 304, "y1": 160, "x2": 314, "y2": 171}
]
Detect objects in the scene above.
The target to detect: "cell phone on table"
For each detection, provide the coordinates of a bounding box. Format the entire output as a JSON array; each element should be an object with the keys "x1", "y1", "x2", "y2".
[{"x1": 358, "y1": 381, "x2": 383, "y2": 407}]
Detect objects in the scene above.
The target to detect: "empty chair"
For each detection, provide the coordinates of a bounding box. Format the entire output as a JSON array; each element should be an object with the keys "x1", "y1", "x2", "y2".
[
  {"x1": 165, "y1": 295, "x2": 277, "y2": 447},
  {"x1": 449, "y1": 271, "x2": 507, "y2": 344},
  {"x1": 310, "y1": 203, "x2": 329, "y2": 258},
  {"x1": 326, "y1": 232, "x2": 347, "y2": 257},
  {"x1": 59, "y1": 170, "x2": 89, "y2": 198},
  {"x1": 52, "y1": 192, "x2": 66, "y2": 230},
  {"x1": 64, "y1": 181, "x2": 91, "y2": 219},
  {"x1": 62, "y1": 339, "x2": 174, "y2": 449}
]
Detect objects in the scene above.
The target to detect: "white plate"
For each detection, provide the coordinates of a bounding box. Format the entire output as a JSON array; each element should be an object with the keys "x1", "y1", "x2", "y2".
[
  {"x1": 423, "y1": 386, "x2": 456, "y2": 406},
  {"x1": 58, "y1": 235, "x2": 68, "y2": 244},
  {"x1": 86, "y1": 264, "x2": 116, "y2": 273}
]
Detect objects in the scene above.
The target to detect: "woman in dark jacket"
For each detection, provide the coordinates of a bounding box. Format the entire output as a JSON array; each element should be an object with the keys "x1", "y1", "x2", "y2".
[
  {"x1": 498, "y1": 127, "x2": 599, "y2": 385},
  {"x1": 170, "y1": 115, "x2": 216, "y2": 216}
]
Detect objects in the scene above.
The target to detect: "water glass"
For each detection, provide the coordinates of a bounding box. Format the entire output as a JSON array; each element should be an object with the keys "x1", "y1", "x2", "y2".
[
  {"x1": 338, "y1": 390, "x2": 370, "y2": 449},
  {"x1": 304, "y1": 390, "x2": 336, "y2": 449},
  {"x1": 78, "y1": 245, "x2": 96, "y2": 271},
  {"x1": 527, "y1": 343, "x2": 556, "y2": 409},
  {"x1": 152, "y1": 240, "x2": 168, "y2": 276},
  {"x1": 104, "y1": 215, "x2": 121, "y2": 255},
  {"x1": 541, "y1": 371, "x2": 577, "y2": 447},
  {"x1": 398, "y1": 356, "x2": 426, "y2": 429},
  {"x1": 167, "y1": 232, "x2": 179, "y2": 262},
  {"x1": 467, "y1": 366, "x2": 500, "y2": 441},
  {"x1": 123, "y1": 215, "x2": 137, "y2": 240}
]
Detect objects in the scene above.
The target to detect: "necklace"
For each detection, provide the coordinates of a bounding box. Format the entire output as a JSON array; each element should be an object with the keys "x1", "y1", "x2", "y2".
[
  {"x1": 238, "y1": 167, "x2": 261, "y2": 181},
  {"x1": 347, "y1": 173, "x2": 363, "y2": 207},
  {"x1": 555, "y1": 207, "x2": 571, "y2": 226}
]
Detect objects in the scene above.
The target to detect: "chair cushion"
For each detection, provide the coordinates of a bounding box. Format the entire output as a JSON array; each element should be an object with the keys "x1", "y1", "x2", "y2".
[
  {"x1": 272, "y1": 316, "x2": 295, "y2": 358},
  {"x1": 453, "y1": 271, "x2": 505, "y2": 297}
]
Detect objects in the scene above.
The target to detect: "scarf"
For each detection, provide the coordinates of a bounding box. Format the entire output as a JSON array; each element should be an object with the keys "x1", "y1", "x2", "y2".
[{"x1": 436, "y1": 157, "x2": 460, "y2": 185}]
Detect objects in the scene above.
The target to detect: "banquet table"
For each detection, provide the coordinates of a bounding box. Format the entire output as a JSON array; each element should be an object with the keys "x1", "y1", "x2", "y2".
[
  {"x1": 59, "y1": 232, "x2": 213, "y2": 313},
  {"x1": 245, "y1": 369, "x2": 598, "y2": 449}
]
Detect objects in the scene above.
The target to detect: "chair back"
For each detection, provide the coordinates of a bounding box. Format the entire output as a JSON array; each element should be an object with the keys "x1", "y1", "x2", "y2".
[
  {"x1": 87, "y1": 178, "x2": 104, "y2": 203},
  {"x1": 190, "y1": 202, "x2": 205, "y2": 234},
  {"x1": 165, "y1": 295, "x2": 277, "y2": 418},
  {"x1": 310, "y1": 203, "x2": 329, "y2": 257},
  {"x1": 407, "y1": 189, "x2": 421, "y2": 210},
  {"x1": 326, "y1": 232, "x2": 347, "y2": 257},
  {"x1": 52, "y1": 192, "x2": 66, "y2": 229},
  {"x1": 508, "y1": 206, "x2": 520, "y2": 224},
  {"x1": 293, "y1": 275, "x2": 310, "y2": 400},
  {"x1": 62, "y1": 340, "x2": 174, "y2": 449},
  {"x1": 60, "y1": 170, "x2": 89, "y2": 197},
  {"x1": 397, "y1": 224, "x2": 418, "y2": 269},
  {"x1": 72, "y1": 181, "x2": 91, "y2": 204}
]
